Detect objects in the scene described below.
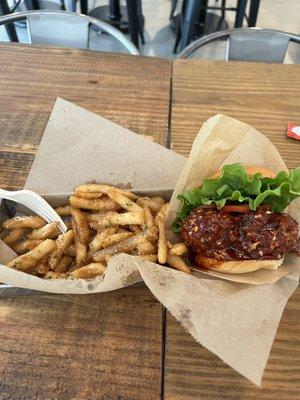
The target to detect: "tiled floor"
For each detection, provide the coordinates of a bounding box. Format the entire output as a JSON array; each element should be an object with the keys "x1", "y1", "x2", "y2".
[{"x1": 1, "y1": 0, "x2": 300, "y2": 62}]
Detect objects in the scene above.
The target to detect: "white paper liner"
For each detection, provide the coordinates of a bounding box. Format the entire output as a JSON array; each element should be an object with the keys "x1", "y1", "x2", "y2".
[{"x1": 0, "y1": 253, "x2": 141, "y2": 294}]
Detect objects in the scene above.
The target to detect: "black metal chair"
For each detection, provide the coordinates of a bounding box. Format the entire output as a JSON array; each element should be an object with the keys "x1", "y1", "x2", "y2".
[
  {"x1": 0, "y1": 10, "x2": 139, "y2": 54},
  {"x1": 172, "y1": 0, "x2": 261, "y2": 53},
  {"x1": 178, "y1": 28, "x2": 300, "y2": 63},
  {"x1": 80, "y1": 0, "x2": 145, "y2": 49}
]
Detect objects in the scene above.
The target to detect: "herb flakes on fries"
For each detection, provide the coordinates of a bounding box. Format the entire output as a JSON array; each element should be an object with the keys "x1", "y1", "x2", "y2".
[{"x1": 2, "y1": 184, "x2": 191, "y2": 279}]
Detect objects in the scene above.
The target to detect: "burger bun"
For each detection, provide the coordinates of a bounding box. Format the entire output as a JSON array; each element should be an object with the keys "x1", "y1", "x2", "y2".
[{"x1": 194, "y1": 255, "x2": 284, "y2": 274}]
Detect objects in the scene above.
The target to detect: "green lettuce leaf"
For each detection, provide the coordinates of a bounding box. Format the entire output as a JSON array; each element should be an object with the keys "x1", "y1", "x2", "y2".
[{"x1": 172, "y1": 163, "x2": 300, "y2": 233}]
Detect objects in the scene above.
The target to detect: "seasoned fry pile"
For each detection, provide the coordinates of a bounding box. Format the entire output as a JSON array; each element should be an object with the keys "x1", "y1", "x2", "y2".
[{"x1": 2, "y1": 184, "x2": 190, "y2": 279}]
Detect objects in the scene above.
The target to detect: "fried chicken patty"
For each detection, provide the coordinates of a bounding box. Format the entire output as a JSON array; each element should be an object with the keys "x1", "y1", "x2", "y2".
[{"x1": 180, "y1": 206, "x2": 299, "y2": 261}]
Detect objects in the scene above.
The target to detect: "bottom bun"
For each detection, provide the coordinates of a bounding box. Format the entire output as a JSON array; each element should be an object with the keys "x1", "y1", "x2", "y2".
[{"x1": 194, "y1": 255, "x2": 284, "y2": 274}]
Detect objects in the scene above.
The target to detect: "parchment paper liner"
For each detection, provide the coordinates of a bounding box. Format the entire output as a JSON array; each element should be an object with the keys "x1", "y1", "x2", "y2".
[
  {"x1": 0, "y1": 101, "x2": 299, "y2": 386},
  {"x1": 166, "y1": 114, "x2": 300, "y2": 285}
]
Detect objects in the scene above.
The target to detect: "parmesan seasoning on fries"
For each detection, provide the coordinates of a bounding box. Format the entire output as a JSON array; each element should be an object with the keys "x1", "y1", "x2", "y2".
[{"x1": 2, "y1": 183, "x2": 191, "y2": 279}]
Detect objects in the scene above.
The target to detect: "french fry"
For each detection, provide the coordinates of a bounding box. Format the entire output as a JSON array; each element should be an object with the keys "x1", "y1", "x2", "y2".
[
  {"x1": 107, "y1": 188, "x2": 143, "y2": 212},
  {"x1": 55, "y1": 205, "x2": 71, "y2": 216},
  {"x1": 156, "y1": 203, "x2": 170, "y2": 221},
  {"x1": 136, "y1": 196, "x2": 166, "y2": 213},
  {"x1": 76, "y1": 191, "x2": 103, "y2": 199},
  {"x1": 87, "y1": 211, "x2": 118, "y2": 222},
  {"x1": 2, "y1": 228, "x2": 26, "y2": 245},
  {"x1": 135, "y1": 239, "x2": 155, "y2": 255},
  {"x1": 68, "y1": 259, "x2": 78, "y2": 272},
  {"x1": 75, "y1": 240, "x2": 88, "y2": 266},
  {"x1": 104, "y1": 255, "x2": 112, "y2": 264},
  {"x1": 169, "y1": 242, "x2": 189, "y2": 256},
  {"x1": 70, "y1": 196, "x2": 120, "y2": 211},
  {"x1": 138, "y1": 254, "x2": 158, "y2": 263},
  {"x1": 2, "y1": 183, "x2": 170, "y2": 279},
  {"x1": 13, "y1": 239, "x2": 43, "y2": 255},
  {"x1": 95, "y1": 212, "x2": 144, "y2": 229},
  {"x1": 44, "y1": 271, "x2": 67, "y2": 279},
  {"x1": 55, "y1": 255, "x2": 73, "y2": 273},
  {"x1": 142, "y1": 204, "x2": 154, "y2": 229},
  {"x1": 101, "y1": 231, "x2": 133, "y2": 249},
  {"x1": 3, "y1": 216, "x2": 46, "y2": 229},
  {"x1": 156, "y1": 218, "x2": 167, "y2": 264},
  {"x1": 36, "y1": 261, "x2": 49, "y2": 275},
  {"x1": 48, "y1": 230, "x2": 74, "y2": 270},
  {"x1": 64, "y1": 220, "x2": 73, "y2": 230},
  {"x1": 89, "y1": 227, "x2": 118, "y2": 253},
  {"x1": 70, "y1": 207, "x2": 90, "y2": 244},
  {"x1": 156, "y1": 203, "x2": 170, "y2": 264},
  {"x1": 144, "y1": 226, "x2": 159, "y2": 243},
  {"x1": 7, "y1": 239, "x2": 56, "y2": 271},
  {"x1": 27, "y1": 222, "x2": 60, "y2": 240},
  {"x1": 128, "y1": 225, "x2": 142, "y2": 234},
  {"x1": 154, "y1": 204, "x2": 169, "y2": 264},
  {"x1": 70, "y1": 262, "x2": 105, "y2": 279},
  {"x1": 89, "y1": 222, "x2": 102, "y2": 231},
  {"x1": 167, "y1": 254, "x2": 191, "y2": 273},
  {"x1": 65, "y1": 243, "x2": 76, "y2": 257},
  {"x1": 93, "y1": 227, "x2": 158, "y2": 262},
  {"x1": 74, "y1": 184, "x2": 138, "y2": 200},
  {"x1": 71, "y1": 208, "x2": 90, "y2": 267}
]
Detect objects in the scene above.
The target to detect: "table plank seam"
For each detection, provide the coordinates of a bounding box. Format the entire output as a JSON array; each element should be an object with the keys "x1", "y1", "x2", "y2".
[
  {"x1": 161, "y1": 60, "x2": 174, "y2": 400},
  {"x1": 161, "y1": 307, "x2": 167, "y2": 400}
]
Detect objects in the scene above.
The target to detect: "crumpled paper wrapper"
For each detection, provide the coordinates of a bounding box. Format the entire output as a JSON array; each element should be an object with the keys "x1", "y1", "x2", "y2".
[
  {"x1": 0, "y1": 101, "x2": 299, "y2": 386},
  {"x1": 167, "y1": 114, "x2": 300, "y2": 285},
  {"x1": 0, "y1": 97, "x2": 186, "y2": 293}
]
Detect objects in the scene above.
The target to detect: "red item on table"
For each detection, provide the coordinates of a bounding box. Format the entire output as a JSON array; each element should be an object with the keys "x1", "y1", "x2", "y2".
[{"x1": 287, "y1": 123, "x2": 300, "y2": 141}]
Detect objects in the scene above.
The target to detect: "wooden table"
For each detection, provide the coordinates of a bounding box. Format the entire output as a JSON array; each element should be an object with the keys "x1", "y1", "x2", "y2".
[
  {"x1": 0, "y1": 43, "x2": 170, "y2": 400},
  {"x1": 0, "y1": 44, "x2": 299, "y2": 399},
  {"x1": 165, "y1": 59, "x2": 300, "y2": 400}
]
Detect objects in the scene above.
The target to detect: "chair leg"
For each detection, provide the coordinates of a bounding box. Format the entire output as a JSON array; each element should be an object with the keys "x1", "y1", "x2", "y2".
[
  {"x1": 0, "y1": 1, "x2": 19, "y2": 42},
  {"x1": 79, "y1": 0, "x2": 88, "y2": 14},
  {"x1": 170, "y1": 0, "x2": 178, "y2": 20},
  {"x1": 109, "y1": 0, "x2": 121, "y2": 20},
  {"x1": 248, "y1": 0, "x2": 260, "y2": 26},
  {"x1": 137, "y1": 0, "x2": 145, "y2": 45},
  {"x1": 179, "y1": 0, "x2": 202, "y2": 52},
  {"x1": 173, "y1": 25, "x2": 181, "y2": 53},
  {"x1": 126, "y1": 0, "x2": 139, "y2": 48},
  {"x1": 234, "y1": 0, "x2": 248, "y2": 27},
  {"x1": 221, "y1": 0, "x2": 226, "y2": 19}
]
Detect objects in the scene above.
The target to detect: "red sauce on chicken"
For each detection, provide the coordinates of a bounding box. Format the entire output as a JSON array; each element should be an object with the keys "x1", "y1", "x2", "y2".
[{"x1": 180, "y1": 205, "x2": 299, "y2": 261}]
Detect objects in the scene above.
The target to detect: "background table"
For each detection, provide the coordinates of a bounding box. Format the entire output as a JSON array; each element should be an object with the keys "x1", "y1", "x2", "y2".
[{"x1": 0, "y1": 45, "x2": 299, "y2": 399}]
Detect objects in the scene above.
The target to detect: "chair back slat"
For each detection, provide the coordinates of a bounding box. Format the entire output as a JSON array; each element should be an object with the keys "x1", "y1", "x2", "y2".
[
  {"x1": 27, "y1": 13, "x2": 89, "y2": 49},
  {"x1": 33, "y1": 1, "x2": 63, "y2": 10},
  {"x1": 178, "y1": 28, "x2": 300, "y2": 63},
  {"x1": 228, "y1": 30, "x2": 291, "y2": 63},
  {"x1": 0, "y1": 10, "x2": 139, "y2": 55}
]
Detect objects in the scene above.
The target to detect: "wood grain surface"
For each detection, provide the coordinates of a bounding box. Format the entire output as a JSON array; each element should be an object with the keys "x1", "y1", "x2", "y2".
[
  {"x1": 170, "y1": 60, "x2": 300, "y2": 169},
  {"x1": 1, "y1": 45, "x2": 300, "y2": 400},
  {"x1": 0, "y1": 287, "x2": 163, "y2": 400},
  {"x1": 0, "y1": 43, "x2": 171, "y2": 189},
  {"x1": 164, "y1": 59, "x2": 300, "y2": 400},
  {"x1": 0, "y1": 44, "x2": 171, "y2": 400}
]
